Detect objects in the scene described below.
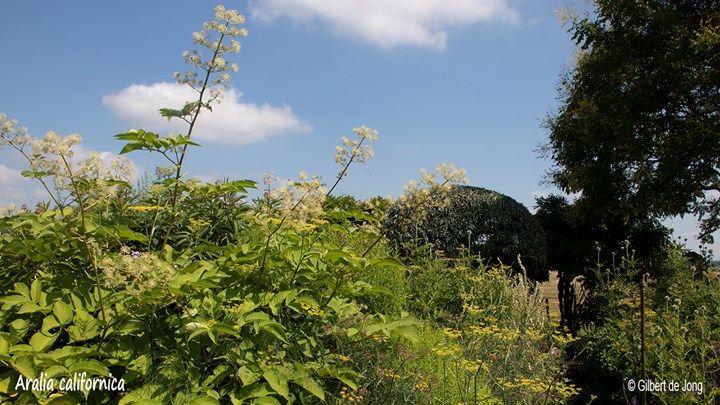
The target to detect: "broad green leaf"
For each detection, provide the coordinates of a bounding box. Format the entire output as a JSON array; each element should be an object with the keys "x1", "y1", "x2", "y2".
[
  {"x1": 252, "y1": 397, "x2": 281, "y2": 405},
  {"x1": 12, "y1": 355, "x2": 36, "y2": 379},
  {"x1": 211, "y1": 324, "x2": 240, "y2": 338},
  {"x1": 0, "y1": 370, "x2": 19, "y2": 395},
  {"x1": 106, "y1": 179, "x2": 132, "y2": 189},
  {"x1": 67, "y1": 309, "x2": 100, "y2": 343},
  {"x1": 47, "y1": 393, "x2": 80, "y2": 405},
  {"x1": 346, "y1": 328, "x2": 359, "y2": 338},
  {"x1": 159, "y1": 108, "x2": 184, "y2": 120},
  {"x1": 0, "y1": 335, "x2": 9, "y2": 355},
  {"x1": 53, "y1": 301, "x2": 74, "y2": 326},
  {"x1": 269, "y1": 291, "x2": 295, "y2": 316},
  {"x1": 84, "y1": 218, "x2": 99, "y2": 233},
  {"x1": 182, "y1": 322, "x2": 210, "y2": 341},
  {"x1": 9, "y1": 319, "x2": 30, "y2": 337},
  {"x1": 68, "y1": 359, "x2": 110, "y2": 377},
  {"x1": 189, "y1": 396, "x2": 221, "y2": 405},
  {"x1": 181, "y1": 101, "x2": 201, "y2": 115},
  {"x1": 30, "y1": 331, "x2": 59, "y2": 352},
  {"x1": 119, "y1": 389, "x2": 166, "y2": 405},
  {"x1": 119, "y1": 142, "x2": 146, "y2": 155},
  {"x1": 114, "y1": 130, "x2": 141, "y2": 141},
  {"x1": 42, "y1": 315, "x2": 61, "y2": 334},
  {"x1": 0, "y1": 294, "x2": 30, "y2": 307},
  {"x1": 392, "y1": 324, "x2": 420, "y2": 343},
  {"x1": 263, "y1": 368, "x2": 289, "y2": 400},
  {"x1": 237, "y1": 366, "x2": 261, "y2": 386},
  {"x1": 369, "y1": 257, "x2": 404, "y2": 268},
  {"x1": 17, "y1": 302, "x2": 43, "y2": 314},
  {"x1": 44, "y1": 365, "x2": 69, "y2": 378},
  {"x1": 20, "y1": 170, "x2": 50, "y2": 179},
  {"x1": 50, "y1": 346, "x2": 97, "y2": 362},
  {"x1": 292, "y1": 376, "x2": 325, "y2": 401},
  {"x1": 13, "y1": 283, "x2": 31, "y2": 299},
  {"x1": 235, "y1": 382, "x2": 276, "y2": 401}
]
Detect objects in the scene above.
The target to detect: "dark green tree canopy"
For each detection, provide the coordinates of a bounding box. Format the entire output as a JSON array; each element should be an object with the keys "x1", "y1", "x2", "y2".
[
  {"x1": 544, "y1": 0, "x2": 720, "y2": 242},
  {"x1": 384, "y1": 185, "x2": 548, "y2": 281}
]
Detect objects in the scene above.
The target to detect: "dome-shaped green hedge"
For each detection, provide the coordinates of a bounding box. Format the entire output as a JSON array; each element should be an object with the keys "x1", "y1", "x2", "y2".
[{"x1": 383, "y1": 185, "x2": 548, "y2": 281}]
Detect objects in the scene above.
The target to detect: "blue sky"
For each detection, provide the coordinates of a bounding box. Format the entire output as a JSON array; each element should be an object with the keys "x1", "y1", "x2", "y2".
[{"x1": 0, "y1": 1, "x2": 715, "y2": 253}]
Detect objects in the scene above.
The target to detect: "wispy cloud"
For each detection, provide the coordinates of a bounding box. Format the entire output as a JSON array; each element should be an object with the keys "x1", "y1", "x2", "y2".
[
  {"x1": 0, "y1": 165, "x2": 45, "y2": 207},
  {"x1": 249, "y1": 0, "x2": 519, "y2": 49},
  {"x1": 102, "y1": 82, "x2": 312, "y2": 145}
]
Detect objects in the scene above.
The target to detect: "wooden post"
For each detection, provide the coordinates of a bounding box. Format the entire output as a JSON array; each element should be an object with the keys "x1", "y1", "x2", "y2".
[{"x1": 640, "y1": 273, "x2": 647, "y2": 405}]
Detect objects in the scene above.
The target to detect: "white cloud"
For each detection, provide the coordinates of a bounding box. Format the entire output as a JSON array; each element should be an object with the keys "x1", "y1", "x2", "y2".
[
  {"x1": 102, "y1": 82, "x2": 312, "y2": 145},
  {"x1": 0, "y1": 164, "x2": 45, "y2": 207},
  {"x1": 249, "y1": 0, "x2": 519, "y2": 49}
]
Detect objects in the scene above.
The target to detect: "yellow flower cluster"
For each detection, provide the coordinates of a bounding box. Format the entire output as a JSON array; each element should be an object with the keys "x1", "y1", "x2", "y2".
[
  {"x1": 408, "y1": 372, "x2": 429, "y2": 391},
  {"x1": 468, "y1": 324, "x2": 520, "y2": 341},
  {"x1": 443, "y1": 327, "x2": 463, "y2": 338},
  {"x1": 127, "y1": 205, "x2": 161, "y2": 212},
  {"x1": 618, "y1": 297, "x2": 639, "y2": 308},
  {"x1": 370, "y1": 333, "x2": 389, "y2": 343},
  {"x1": 327, "y1": 353, "x2": 351, "y2": 363},
  {"x1": 377, "y1": 368, "x2": 401, "y2": 379},
  {"x1": 496, "y1": 377, "x2": 581, "y2": 397},
  {"x1": 415, "y1": 380, "x2": 430, "y2": 392},
  {"x1": 462, "y1": 303, "x2": 485, "y2": 315},
  {"x1": 552, "y1": 330, "x2": 580, "y2": 345},
  {"x1": 300, "y1": 302, "x2": 325, "y2": 316},
  {"x1": 339, "y1": 386, "x2": 364, "y2": 403},
  {"x1": 525, "y1": 328, "x2": 544, "y2": 342},
  {"x1": 460, "y1": 359, "x2": 487, "y2": 373},
  {"x1": 257, "y1": 351, "x2": 283, "y2": 367},
  {"x1": 431, "y1": 342, "x2": 462, "y2": 357},
  {"x1": 188, "y1": 217, "x2": 211, "y2": 227}
]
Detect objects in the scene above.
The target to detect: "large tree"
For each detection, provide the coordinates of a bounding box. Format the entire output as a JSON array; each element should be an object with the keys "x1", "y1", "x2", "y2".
[{"x1": 544, "y1": 0, "x2": 720, "y2": 242}]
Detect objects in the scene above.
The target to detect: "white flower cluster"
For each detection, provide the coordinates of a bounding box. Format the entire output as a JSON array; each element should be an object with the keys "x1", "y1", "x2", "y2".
[
  {"x1": 334, "y1": 125, "x2": 378, "y2": 168},
  {"x1": 101, "y1": 246, "x2": 176, "y2": 299},
  {"x1": 26, "y1": 132, "x2": 135, "y2": 208},
  {"x1": 396, "y1": 163, "x2": 469, "y2": 221},
  {"x1": 0, "y1": 112, "x2": 30, "y2": 151},
  {"x1": 266, "y1": 171, "x2": 327, "y2": 225},
  {"x1": 1, "y1": 114, "x2": 135, "y2": 211},
  {"x1": 174, "y1": 5, "x2": 247, "y2": 103}
]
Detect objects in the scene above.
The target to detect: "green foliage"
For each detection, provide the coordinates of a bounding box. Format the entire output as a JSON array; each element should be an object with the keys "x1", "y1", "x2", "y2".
[
  {"x1": 576, "y1": 243, "x2": 720, "y2": 403},
  {"x1": 544, "y1": 0, "x2": 720, "y2": 243},
  {"x1": 384, "y1": 185, "x2": 549, "y2": 281},
  {"x1": 534, "y1": 194, "x2": 670, "y2": 330},
  {"x1": 115, "y1": 129, "x2": 201, "y2": 156},
  {"x1": 0, "y1": 5, "x2": 589, "y2": 404}
]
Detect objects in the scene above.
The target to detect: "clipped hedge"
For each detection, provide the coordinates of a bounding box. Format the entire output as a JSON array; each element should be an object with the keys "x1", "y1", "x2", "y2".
[{"x1": 383, "y1": 185, "x2": 548, "y2": 281}]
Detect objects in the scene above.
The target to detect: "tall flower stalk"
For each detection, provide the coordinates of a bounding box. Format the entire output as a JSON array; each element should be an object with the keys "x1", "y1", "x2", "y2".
[{"x1": 115, "y1": 6, "x2": 247, "y2": 251}]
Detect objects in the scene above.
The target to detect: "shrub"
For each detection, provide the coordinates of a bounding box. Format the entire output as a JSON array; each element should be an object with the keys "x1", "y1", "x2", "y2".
[
  {"x1": 384, "y1": 185, "x2": 549, "y2": 281},
  {"x1": 576, "y1": 243, "x2": 720, "y2": 404}
]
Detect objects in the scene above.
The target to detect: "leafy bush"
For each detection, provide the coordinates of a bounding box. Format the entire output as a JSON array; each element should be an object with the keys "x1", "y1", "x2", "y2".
[
  {"x1": 384, "y1": 185, "x2": 549, "y2": 281},
  {"x1": 575, "y1": 243, "x2": 720, "y2": 404},
  {"x1": 0, "y1": 5, "x2": 582, "y2": 404}
]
